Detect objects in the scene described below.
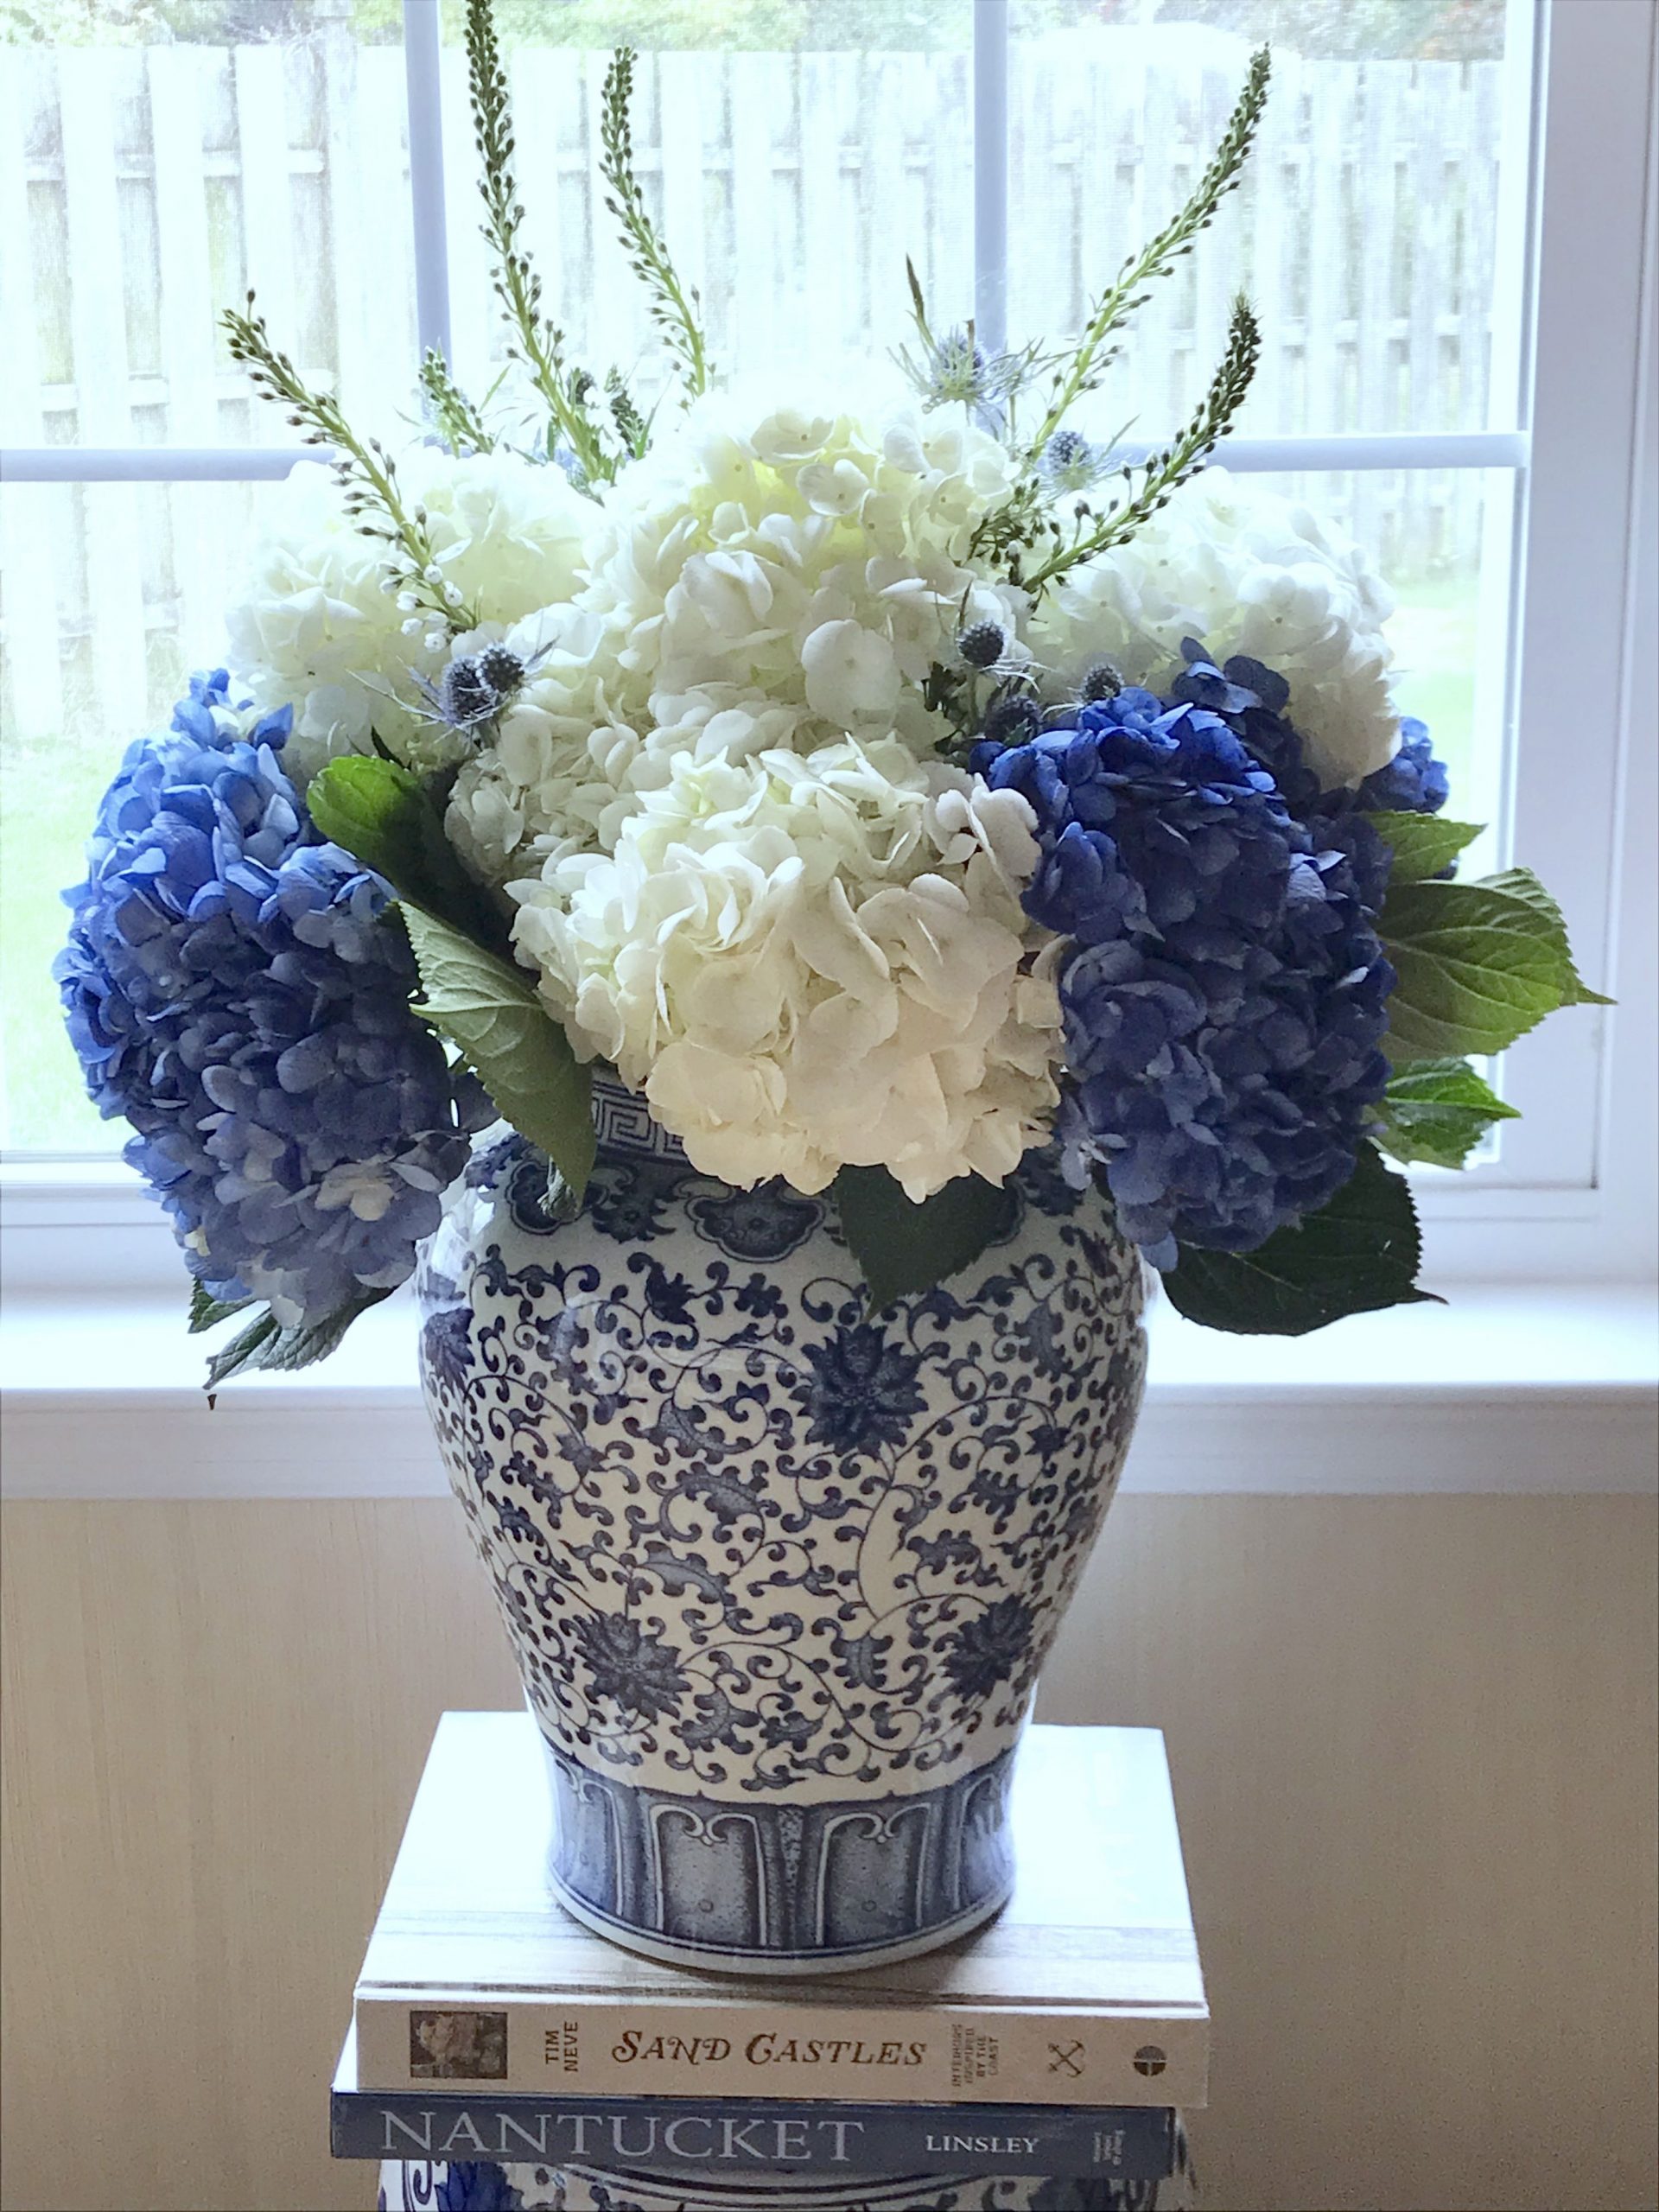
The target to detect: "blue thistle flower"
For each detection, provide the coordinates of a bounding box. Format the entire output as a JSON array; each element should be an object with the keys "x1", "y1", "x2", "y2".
[
  {"x1": 898, "y1": 323, "x2": 1032, "y2": 431},
  {"x1": 55, "y1": 672, "x2": 479, "y2": 1332},
  {"x1": 980, "y1": 689, "x2": 1044, "y2": 747},
  {"x1": 1079, "y1": 658, "x2": 1125, "y2": 703},
  {"x1": 1039, "y1": 428, "x2": 1107, "y2": 494},
  {"x1": 921, "y1": 328, "x2": 996, "y2": 405},
  {"x1": 957, "y1": 620, "x2": 1008, "y2": 669},
  {"x1": 475, "y1": 642, "x2": 525, "y2": 695},
  {"x1": 432, "y1": 654, "x2": 499, "y2": 728}
]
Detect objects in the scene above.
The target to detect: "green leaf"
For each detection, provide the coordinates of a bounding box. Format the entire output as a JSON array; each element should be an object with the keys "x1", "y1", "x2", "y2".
[
  {"x1": 188, "y1": 1281, "x2": 254, "y2": 1335},
  {"x1": 202, "y1": 1288, "x2": 392, "y2": 1392},
  {"x1": 307, "y1": 754, "x2": 507, "y2": 953},
  {"x1": 1480, "y1": 868, "x2": 1611, "y2": 1009},
  {"x1": 1160, "y1": 1143, "x2": 1439, "y2": 1336},
  {"x1": 1373, "y1": 1057, "x2": 1520, "y2": 1171},
  {"x1": 1379, "y1": 875, "x2": 1594, "y2": 1064},
  {"x1": 204, "y1": 1310, "x2": 279, "y2": 1391},
  {"x1": 832, "y1": 1166, "x2": 1018, "y2": 1314},
  {"x1": 1367, "y1": 811, "x2": 1483, "y2": 884},
  {"x1": 401, "y1": 905, "x2": 594, "y2": 1198}
]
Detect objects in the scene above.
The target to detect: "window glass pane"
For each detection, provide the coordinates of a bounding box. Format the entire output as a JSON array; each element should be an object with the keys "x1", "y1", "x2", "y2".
[
  {"x1": 0, "y1": 475, "x2": 279, "y2": 1153},
  {"x1": 436, "y1": 0, "x2": 975, "y2": 429},
  {"x1": 1007, "y1": 0, "x2": 1522, "y2": 438},
  {"x1": 1, "y1": 4, "x2": 417, "y2": 448}
]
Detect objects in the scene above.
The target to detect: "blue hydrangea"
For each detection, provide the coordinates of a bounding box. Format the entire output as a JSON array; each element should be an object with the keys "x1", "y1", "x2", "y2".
[
  {"x1": 1357, "y1": 715, "x2": 1450, "y2": 815},
  {"x1": 1169, "y1": 640, "x2": 1325, "y2": 812},
  {"x1": 1173, "y1": 642, "x2": 1449, "y2": 827},
  {"x1": 55, "y1": 671, "x2": 478, "y2": 1330},
  {"x1": 976, "y1": 681, "x2": 1396, "y2": 1269},
  {"x1": 1172, "y1": 640, "x2": 1400, "y2": 908}
]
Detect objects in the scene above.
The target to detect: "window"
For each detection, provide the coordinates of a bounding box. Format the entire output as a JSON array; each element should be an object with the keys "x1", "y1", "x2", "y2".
[{"x1": 3, "y1": 0, "x2": 1653, "y2": 1285}]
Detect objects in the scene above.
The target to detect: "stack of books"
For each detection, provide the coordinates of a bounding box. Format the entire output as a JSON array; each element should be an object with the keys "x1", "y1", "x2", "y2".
[{"x1": 335, "y1": 1713, "x2": 1206, "y2": 2211}]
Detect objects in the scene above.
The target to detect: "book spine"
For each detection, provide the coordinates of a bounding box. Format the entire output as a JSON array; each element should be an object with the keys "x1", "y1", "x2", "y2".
[
  {"x1": 353, "y1": 1997, "x2": 1207, "y2": 2109},
  {"x1": 331, "y1": 2089, "x2": 1175, "y2": 2180}
]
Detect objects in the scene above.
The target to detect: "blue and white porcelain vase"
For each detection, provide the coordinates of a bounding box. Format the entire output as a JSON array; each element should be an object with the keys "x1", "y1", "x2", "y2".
[
  {"x1": 416, "y1": 1081, "x2": 1147, "y2": 1976},
  {"x1": 378, "y1": 2148, "x2": 1197, "y2": 2209}
]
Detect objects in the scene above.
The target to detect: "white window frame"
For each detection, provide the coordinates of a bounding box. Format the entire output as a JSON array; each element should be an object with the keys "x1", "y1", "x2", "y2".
[{"x1": 2, "y1": 0, "x2": 1655, "y2": 1301}]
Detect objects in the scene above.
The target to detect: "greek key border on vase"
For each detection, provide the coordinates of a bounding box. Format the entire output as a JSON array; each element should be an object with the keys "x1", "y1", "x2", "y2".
[{"x1": 589, "y1": 1077, "x2": 686, "y2": 1162}]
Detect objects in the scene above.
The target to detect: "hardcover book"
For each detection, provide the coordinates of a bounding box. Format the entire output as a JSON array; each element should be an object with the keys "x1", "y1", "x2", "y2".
[
  {"x1": 333, "y1": 2028, "x2": 1178, "y2": 2180},
  {"x1": 353, "y1": 1714, "x2": 1208, "y2": 2109}
]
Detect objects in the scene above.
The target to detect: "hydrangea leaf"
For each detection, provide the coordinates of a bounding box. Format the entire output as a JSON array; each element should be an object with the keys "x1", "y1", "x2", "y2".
[
  {"x1": 188, "y1": 1281, "x2": 254, "y2": 1336},
  {"x1": 1379, "y1": 875, "x2": 1595, "y2": 1063},
  {"x1": 832, "y1": 1166, "x2": 1018, "y2": 1314},
  {"x1": 401, "y1": 906, "x2": 594, "y2": 1198},
  {"x1": 1367, "y1": 811, "x2": 1483, "y2": 884},
  {"x1": 1374, "y1": 1057, "x2": 1520, "y2": 1171},
  {"x1": 1160, "y1": 1142, "x2": 1438, "y2": 1336},
  {"x1": 202, "y1": 1287, "x2": 393, "y2": 1394},
  {"x1": 1479, "y1": 868, "x2": 1611, "y2": 1009},
  {"x1": 306, "y1": 754, "x2": 507, "y2": 954}
]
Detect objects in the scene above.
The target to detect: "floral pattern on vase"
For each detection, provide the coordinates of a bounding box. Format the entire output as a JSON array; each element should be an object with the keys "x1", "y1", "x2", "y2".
[
  {"x1": 378, "y1": 2144, "x2": 1197, "y2": 2212},
  {"x1": 416, "y1": 1081, "x2": 1146, "y2": 1972}
]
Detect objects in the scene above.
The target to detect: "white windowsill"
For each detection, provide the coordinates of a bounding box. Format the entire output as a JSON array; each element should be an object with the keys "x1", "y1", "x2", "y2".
[{"x1": 1, "y1": 1282, "x2": 1653, "y2": 1501}]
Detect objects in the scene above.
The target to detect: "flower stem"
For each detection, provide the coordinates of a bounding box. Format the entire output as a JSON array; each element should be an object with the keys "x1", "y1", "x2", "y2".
[
  {"x1": 1020, "y1": 296, "x2": 1262, "y2": 595},
  {"x1": 419, "y1": 347, "x2": 496, "y2": 455},
  {"x1": 1027, "y1": 47, "x2": 1270, "y2": 464},
  {"x1": 600, "y1": 46, "x2": 712, "y2": 405},
  {"x1": 464, "y1": 0, "x2": 613, "y2": 481},
  {"x1": 221, "y1": 296, "x2": 479, "y2": 632}
]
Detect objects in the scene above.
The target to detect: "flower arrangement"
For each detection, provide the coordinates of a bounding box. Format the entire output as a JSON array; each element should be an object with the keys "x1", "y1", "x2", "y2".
[{"x1": 59, "y1": 6, "x2": 1602, "y2": 1383}]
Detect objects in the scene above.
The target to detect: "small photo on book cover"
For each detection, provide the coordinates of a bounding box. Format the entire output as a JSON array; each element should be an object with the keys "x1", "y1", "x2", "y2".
[{"x1": 409, "y1": 2008, "x2": 508, "y2": 2081}]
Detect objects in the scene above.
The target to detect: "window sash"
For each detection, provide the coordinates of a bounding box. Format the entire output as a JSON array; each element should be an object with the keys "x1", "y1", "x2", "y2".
[
  {"x1": 3, "y1": 0, "x2": 1652, "y2": 1289},
  {"x1": 0, "y1": 430, "x2": 1532, "y2": 484}
]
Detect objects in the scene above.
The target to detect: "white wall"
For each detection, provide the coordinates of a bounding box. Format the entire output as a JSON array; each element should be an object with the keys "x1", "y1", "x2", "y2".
[{"x1": 3, "y1": 1494, "x2": 1655, "y2": 2212}]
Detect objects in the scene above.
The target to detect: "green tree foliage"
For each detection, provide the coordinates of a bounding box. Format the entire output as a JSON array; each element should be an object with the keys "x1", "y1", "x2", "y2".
[
  {"x1": 3, "y1": 0, "x2": 985, "y2": 47},
  {"x1": 3, "y1": 0, "x2": 1507, "y2": 55},
  {"x1": 1108, "y1": 0, "x2": 1505, "y2": 63}
]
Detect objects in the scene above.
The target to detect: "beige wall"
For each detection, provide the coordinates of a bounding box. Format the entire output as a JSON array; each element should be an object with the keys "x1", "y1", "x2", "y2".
[{"x1": 3, "y1": 1495, "x2": 1655, "y2": 2212}]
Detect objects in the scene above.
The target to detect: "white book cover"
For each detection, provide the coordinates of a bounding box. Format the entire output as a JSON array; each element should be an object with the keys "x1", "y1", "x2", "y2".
[{"x1": 354, "y1": 1713, "x2": 1208, "y2": 2108}]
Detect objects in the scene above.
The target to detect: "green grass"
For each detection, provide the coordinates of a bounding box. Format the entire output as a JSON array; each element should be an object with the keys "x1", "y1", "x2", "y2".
[{"x1": 1384, "y1": 573, "x2": 1482, "y2": 805}]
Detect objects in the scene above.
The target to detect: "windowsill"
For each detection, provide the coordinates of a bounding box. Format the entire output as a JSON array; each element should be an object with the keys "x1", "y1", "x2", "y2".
[{"x1": 1, "y1": 1281, "x2": 1653, "y2": 1500}]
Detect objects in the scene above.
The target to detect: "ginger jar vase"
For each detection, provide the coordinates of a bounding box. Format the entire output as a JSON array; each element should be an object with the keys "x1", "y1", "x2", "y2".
[{"x1": 416, "y1": 1081, "x2": 1147, "y2": 1975}]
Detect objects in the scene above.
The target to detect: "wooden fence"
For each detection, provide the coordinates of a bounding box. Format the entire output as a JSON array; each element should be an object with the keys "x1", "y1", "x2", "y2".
[{"x1": 0, "y1": 32, "x2": 1505, "y2": 746}]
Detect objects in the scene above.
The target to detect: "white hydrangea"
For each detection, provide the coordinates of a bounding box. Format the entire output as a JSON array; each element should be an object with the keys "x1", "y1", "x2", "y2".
[
  {"x1": 224, "y1": 448, "x2": 592, "y2": 785},
  {"x1": 508, "y1": 733, "x2": 1061, "y2": 1199},
  {"x1": 446, "y1": 657, "x2": 817, "y2": 890},
  {"x1": 443, "y1": 397, "x2": 1027, "y2": 887},
  {"x1": 577, "y1": 398, "x2": 1023, "y2": 726},
  {"x1": 1028, "y1": 469, "x2": 1402, "y2": 789},
  {"x1": 442, "y1": 604, "x2": 640, "y2": 883}
]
